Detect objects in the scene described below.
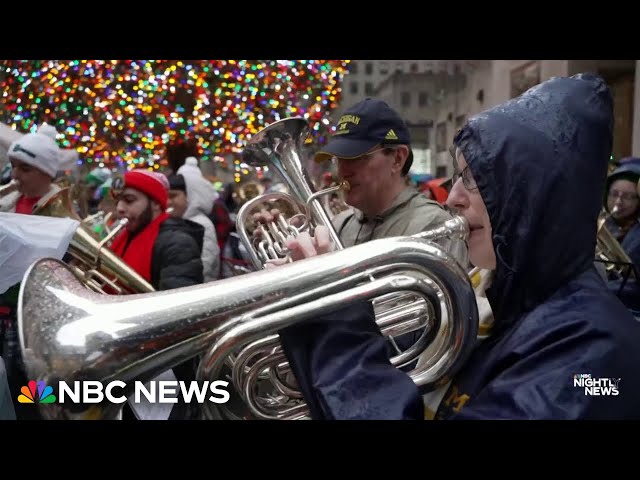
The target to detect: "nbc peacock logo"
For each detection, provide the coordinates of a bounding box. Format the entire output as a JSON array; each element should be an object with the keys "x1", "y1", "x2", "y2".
[{"x1": 18, "y1": 380, "x2": 56, "y2": 404}]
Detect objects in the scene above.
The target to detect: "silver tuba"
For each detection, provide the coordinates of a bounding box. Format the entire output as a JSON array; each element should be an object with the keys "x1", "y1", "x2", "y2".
[{"x1": 19, "y1": 223, "x2": 477, "y2": 420}]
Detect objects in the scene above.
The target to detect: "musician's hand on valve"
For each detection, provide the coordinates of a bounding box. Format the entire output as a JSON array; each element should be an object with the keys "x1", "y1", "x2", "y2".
[
  {"x1": 252, "y1": 208, "x2": 280, "y2": 245},
  {"x1": 253, "y1": 207, "x2": 334, "y2": 269},
  {"x1": 264, "y1": 226, "x2": 333, "y2": 269},
  {"x1": 286, "y1": 225, "x2": 332, "y2": 260},
  {"x1": 252, "y1": 208, "x2": 278, "y2": 228}
]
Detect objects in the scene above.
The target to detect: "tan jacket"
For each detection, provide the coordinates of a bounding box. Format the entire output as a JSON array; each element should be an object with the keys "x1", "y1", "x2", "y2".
[{"x1": 331, "y1": 187, "x2": 468, "y2": 267}]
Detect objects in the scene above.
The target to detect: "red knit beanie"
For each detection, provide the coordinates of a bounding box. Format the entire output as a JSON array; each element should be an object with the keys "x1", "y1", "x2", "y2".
[{"x1": 124, "y1": 170, "x2": 169, "y2": 209}]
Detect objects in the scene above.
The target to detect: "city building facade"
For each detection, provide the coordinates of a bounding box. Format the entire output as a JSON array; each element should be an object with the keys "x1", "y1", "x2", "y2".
[{"x1": 336, "y1": 60, "x2": 639, "y2": 178}]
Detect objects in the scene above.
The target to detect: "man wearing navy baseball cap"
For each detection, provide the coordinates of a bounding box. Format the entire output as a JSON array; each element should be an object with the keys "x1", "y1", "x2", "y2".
[
  {"x1": 315, "y1": 97, "x2": 414, "y2": 167},
  {"x1": 314, "y1": 98, "x2": 468, "y2": 269}
]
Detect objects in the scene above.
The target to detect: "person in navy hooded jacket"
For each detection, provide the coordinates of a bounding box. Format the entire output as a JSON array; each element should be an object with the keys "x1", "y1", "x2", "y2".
[{"x1": 276, "y1": 73, "x2": 640, "y2": 420}]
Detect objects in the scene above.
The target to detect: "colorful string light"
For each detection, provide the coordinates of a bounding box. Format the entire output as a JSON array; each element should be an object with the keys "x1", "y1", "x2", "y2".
[{"x1": 0, "y1": 60, "x2": 350, "y2": 170}]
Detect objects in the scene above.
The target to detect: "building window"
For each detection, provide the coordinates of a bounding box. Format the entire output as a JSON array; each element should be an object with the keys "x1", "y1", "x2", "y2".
[
  {"x1": 350, "y1": 82, "x2": 359, "y2": 95},
  {"x1": 411, "y1": 148, "x2": 432, "y2": 175},
  {"x1": 380, "y1": 62, "x2": 389, "y2": 75},
  {"x1": 401, "y1": 91, "x2": 411, "y2": 107},
  {"x1": 419, "y1": 92, "x2": 429, "y2": 107},
  {"x1": 396, "y1": 62, "x2": 403, "y2": 73},
  {"x1": 410, "y1": 63, "x2": 419, "y2": 73},
  {"x1": 349, "y1": 62, "x2": 358, "y2": 74},
  {"x1": 365, "y1": 62, "x2": 373, "y2": 75},
  {"x1": 365, "y1": 82, "x2": 374, "y2": 96}
]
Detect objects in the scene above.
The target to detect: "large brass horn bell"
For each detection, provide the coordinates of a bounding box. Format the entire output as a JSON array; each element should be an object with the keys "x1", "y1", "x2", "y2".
[{"x1": 32, "y1": 186, "x2": 154, "y2": 294}]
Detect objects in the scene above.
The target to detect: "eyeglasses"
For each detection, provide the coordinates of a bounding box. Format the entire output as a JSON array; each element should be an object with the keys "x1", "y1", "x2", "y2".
[
  {"x1": 449, "y1": 145, "x2": 478, "y2": 191},
  {"x1": 452, "y1": 166, "x2": 478, "y2": 191},
  {"x1": 608, "y1": 189, "x2": 639, "y2": 203},
  {"x1": 332, "y1": 146, "x2": 393, "y2": 164}
]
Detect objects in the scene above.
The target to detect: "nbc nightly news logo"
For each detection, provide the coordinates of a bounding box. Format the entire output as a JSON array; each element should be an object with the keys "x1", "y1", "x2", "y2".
[
  {"x1": 17, "y1": 380, "x2": 230, "y2": 405},
  {"x1": 573, "y1": 374, "x2": 620, "y2": 396}
]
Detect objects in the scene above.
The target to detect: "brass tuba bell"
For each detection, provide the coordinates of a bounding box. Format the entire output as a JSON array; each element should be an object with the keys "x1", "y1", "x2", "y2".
[{"x1": 32, "y1": 186, "x2": 154, "y2": 294}]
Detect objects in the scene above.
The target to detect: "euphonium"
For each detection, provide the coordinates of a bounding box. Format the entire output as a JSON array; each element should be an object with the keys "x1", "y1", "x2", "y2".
[
  {"x1": 239, "y1": 117, "x2": 344, "y2": 251},
  {"x1": 18, "y1": 219, "x2": 478, "y2": 420},
  {"x1": 32, "y1": 186, "x2": 154, "y2": 294}
]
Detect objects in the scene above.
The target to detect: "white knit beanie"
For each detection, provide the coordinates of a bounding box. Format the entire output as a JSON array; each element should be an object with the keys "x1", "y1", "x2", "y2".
[
  {"x1": 7, "y1": 124, "x2": 61, "y2": 178},
  {"x1": 177, "y1": 156, "x2": 203, "y2": 178}
]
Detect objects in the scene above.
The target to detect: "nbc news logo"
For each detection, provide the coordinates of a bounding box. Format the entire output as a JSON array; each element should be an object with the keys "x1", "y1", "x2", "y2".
[
  {"x1": 18, "y1": 380, "x2": 56, "y2": 404},
  {"x1": 16, "y1": 379, "x2": 230, "y2": 405}
]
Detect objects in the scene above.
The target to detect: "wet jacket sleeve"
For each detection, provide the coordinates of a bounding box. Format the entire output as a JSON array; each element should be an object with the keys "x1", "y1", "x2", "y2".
[
  {"x1": 442, "y1": 357, "x2": 609, "y2": 421},
  {"x1": 438, "y1": 295, "x2": 637, "y2": 420},
  {"x1": 153, "y1": 230, "x2": 204, "y2": 290},
  {"x1": 277, "y1": 300, "x2": 424, "y2": 420}
]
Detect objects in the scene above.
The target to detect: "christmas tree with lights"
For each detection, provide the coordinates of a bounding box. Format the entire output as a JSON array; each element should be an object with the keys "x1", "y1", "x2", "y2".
[{"x1": 0, "y1": 60, "x2": 350, "y2": 173}]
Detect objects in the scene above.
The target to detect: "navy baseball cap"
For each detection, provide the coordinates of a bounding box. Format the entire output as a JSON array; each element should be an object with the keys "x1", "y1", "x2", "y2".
[{"x1": 315, "y1": 97, "x2": 412, "y2": 162}]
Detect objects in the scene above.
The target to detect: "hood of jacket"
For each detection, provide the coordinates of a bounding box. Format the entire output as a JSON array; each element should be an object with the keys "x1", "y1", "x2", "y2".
[{"x1": 454, "y1": 73, "x2": 614, "y2": 328}]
